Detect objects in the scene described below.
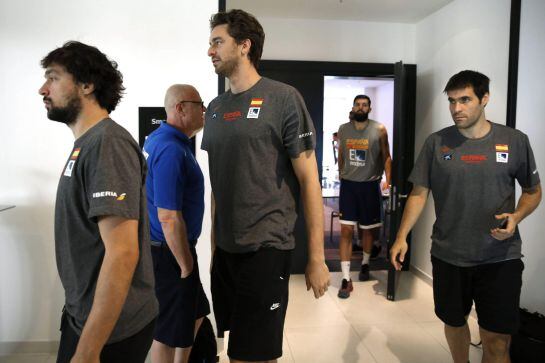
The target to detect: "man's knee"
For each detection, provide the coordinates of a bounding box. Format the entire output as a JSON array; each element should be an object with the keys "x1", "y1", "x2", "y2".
[
  {"x1": 481, "y1": 329, "x2": 510, "y2": 357},
  {"x1": 340, "y1": 224, "x2": 354, "y2": 239}
]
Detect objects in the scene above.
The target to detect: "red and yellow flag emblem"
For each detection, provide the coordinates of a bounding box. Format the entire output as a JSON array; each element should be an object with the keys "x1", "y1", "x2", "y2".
[
  {"x1": 70, "y1": 148, "x2": 81, "y2": 160},
  {"x1": 250, "y1": 98, "x2": 263, "y2": 107},
  {"x1": 495, "y1": 144, "x2": 509, "y2": 152}
]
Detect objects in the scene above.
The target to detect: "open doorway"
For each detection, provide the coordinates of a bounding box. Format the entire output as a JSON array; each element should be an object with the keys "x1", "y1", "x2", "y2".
[{"x1": 322, "y1": 76, "x2": 394, "y2": 271}]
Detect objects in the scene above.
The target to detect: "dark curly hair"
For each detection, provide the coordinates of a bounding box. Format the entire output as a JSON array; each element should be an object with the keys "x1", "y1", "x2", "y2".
[
  {"x1": 210, "y1": 9, "x2": 265, "y2": 68},
  {"x1": 41, "y1": 41, "x2": 125, "y2": 113},
  {"x1": 444, "y1": 70, "x2": 490, "y2": 102}
]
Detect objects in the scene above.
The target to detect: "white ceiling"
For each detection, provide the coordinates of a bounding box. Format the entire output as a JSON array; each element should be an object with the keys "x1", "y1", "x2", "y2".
[
  {"x1": 228, "y1": 0, "x2": 454, "y2": 23},
  {"x1": 324, "y1": 76, "x2": 393, "y2": 98}
]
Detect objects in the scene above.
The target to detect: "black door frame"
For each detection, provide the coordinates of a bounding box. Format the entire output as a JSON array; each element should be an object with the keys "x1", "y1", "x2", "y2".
[{"x1": 256, "y1": 61, "x2": 417, "y2": 293}]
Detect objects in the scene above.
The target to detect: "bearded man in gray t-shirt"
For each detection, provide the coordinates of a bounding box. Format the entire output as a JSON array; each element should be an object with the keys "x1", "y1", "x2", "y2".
[
  {"x1": 390, "y1": 70, "x2": 541, "y2": 363},
  {"x1": 39, "y1": 41, "x2": 158, "y2": 363},
  {"x1": 203, "y1": 9, "x2": 330, "y2": 363}
]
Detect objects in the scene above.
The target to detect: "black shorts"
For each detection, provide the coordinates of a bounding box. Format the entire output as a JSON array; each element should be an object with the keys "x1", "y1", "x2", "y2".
[
  {"x1": 432, "y1": 256, "x2": 524, "y2": 334},
  {"x1": 151, "y1": 244, "x2": 210, "y2": 348},
  {"x1": 339, "y1": 179, "x2": 383, "y2": 229},
  {"x1": 211, "y1": 246, "x2": 291, "y2": 362},
  {"x1": 57, "y1": 310, "x2": 155, "y2": 363}
]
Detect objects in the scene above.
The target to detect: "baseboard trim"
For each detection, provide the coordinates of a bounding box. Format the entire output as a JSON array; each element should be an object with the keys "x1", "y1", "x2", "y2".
[
  {"x1": 0, "y1": 341, "x2": 59, "y2": 355},
  {"x1": 409, "y1": 264, "x2": 433, "y2": 286}
]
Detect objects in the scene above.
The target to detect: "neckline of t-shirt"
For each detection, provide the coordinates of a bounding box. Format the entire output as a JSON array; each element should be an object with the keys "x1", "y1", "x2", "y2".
[
  {"x1": 350, "y1": 119, "x2": 374, "y2": 132},
  {"x1": 455, "y1": 120, "x2": 494, "y2": 142},
  {"x1": 228, "y1": 77, "x2": 265, "y2": 97},
  {"x1": 75, "y1": 118, "x2": 111, "y2": 144}
]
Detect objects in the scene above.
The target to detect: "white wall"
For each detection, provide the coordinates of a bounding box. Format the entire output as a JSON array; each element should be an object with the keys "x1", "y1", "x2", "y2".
[
  {"x1": 515, "y1": 0, "x2": 545, "y2": 313},
  {"x1": 410, "y1": 0, "x2": 511, "y2": 278},
  {"x1": 370, "y1": 82, "x2": 394, "y2": 154},
  {"x1": 0, "y1": 0, "x2": 217, "y2": 347},
  {"x1": 260, "y1": 17, "x2": 415, "y2": 64}
]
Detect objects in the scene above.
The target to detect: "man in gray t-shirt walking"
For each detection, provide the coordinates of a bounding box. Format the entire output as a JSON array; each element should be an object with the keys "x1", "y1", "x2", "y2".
[
  {"x1": 39, "y1": 41, "x2": 158, "y2": 363},
  {"x1": 337, "y1": 95, "x2": 391, "y2": 299},
  {"x1": 391, "y1": 70, "x2": 541, "y2": 363}
]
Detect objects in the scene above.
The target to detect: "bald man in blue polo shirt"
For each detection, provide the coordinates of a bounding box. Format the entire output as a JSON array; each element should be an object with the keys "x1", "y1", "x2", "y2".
[{"x1": 143, "y1": 84, "x2": 210, "y2": 363}]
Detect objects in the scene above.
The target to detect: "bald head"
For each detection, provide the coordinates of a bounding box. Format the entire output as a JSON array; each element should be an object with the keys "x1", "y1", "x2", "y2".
[
  {"x1": 163, "y1": 83, "x2": 204, "y2": 138},
  {"x1": 164, "y1": 84, "x2": 199, "y2": 118}
]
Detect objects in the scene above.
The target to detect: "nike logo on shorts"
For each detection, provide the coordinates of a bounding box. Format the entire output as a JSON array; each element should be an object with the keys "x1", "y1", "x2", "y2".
[{"x1": 270, "y1": 303, "x2": 280, "y2": 310}]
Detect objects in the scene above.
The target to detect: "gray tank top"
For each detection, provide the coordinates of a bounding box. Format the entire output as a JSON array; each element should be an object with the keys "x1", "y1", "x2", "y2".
[{"x1": 338, "y1": 119, "x2": 384, "y2": 182}]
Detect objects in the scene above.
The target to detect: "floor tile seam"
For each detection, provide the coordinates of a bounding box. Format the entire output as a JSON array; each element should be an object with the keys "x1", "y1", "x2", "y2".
[
  {"x1": 415, "y1": 321, "x2": 452, "y2": 354},
  {"x1": 394, "y1": 302, "x2": 439, "y2": 323},
  {"x1": 281, "y1": 332, "x2": 295, "y2": 363},
  {"x1": 338, "y1": 323, "x2": 380, "y2": 363},
  {"x1": 347, "y1": 323, "x2": 383, "y2": 363},
  {"x1": 353, "y1": 321, "x2": 456, "y2": 363},
  {"x1": 336, "y1": 298, "x2": 417, "y2": 325},
  {"x1": 284, "y1": 324, "x2": 378, "y2": 363},
  {"x1": 284, "y1": 321, "x2": 353, "y2": 331}
]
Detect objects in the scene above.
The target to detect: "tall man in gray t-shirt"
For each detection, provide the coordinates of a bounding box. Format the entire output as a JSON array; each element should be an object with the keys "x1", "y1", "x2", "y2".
[
  {"x1": 390, "y1": 70, "x2": 541, "y2": 363},
  {"x1": 39, "y1": 41, "x2": 158, "y2": 363},
  {"x1": 203, "y1": 9, "x2": 330, "y2": 363}
]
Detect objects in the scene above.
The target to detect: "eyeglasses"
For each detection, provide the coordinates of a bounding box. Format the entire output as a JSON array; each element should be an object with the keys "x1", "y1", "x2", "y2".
[{"x1": 178, "y1": 100, "x2": 206, "y2": 111}]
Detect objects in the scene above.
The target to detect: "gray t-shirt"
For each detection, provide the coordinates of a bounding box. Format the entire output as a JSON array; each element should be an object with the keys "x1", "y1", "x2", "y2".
[
  {"x1": 338, "y1": 119, "x2": 384, "y2": 182},
  {"x1": 55, "y1": 118, "x2": 158, "y2": 343},
  {"x1": 409, "y1": 122, "x2": 540, "y2": 266},
  {"x1": 201, "y1": 77, "x2": 316, "y2": 253}
]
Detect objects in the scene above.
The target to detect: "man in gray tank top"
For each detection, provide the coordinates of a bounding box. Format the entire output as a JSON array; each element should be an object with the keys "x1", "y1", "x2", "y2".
[
  {"x1": 391, "y1": 70, "x2": 541, "y2": 363},
  {"x1": 337, "y1": 95, "x2": 391, "y2": 298}
]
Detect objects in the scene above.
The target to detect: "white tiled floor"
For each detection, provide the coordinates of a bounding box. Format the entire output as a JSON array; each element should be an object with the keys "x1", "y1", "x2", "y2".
[{"x1": 1, "y1": 271, "x2": 484, "y2": 363}]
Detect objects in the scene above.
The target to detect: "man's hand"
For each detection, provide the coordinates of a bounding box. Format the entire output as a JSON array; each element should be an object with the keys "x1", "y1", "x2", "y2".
[
  {"x1": 390, "y1": 238, "x2": 408, "y2": 270},
  {"x1": 305, "y1": 260, "x2": 330, "y2": 299},
  {"x1": 180, "y1": 253, "x2": 194, "y2": 278},
  {"x1": 381, "y1": 180, "x2": 390, "y2": 193},
  {"x1": 490, "y1": 213, "x2": 517, "y2": 240}
]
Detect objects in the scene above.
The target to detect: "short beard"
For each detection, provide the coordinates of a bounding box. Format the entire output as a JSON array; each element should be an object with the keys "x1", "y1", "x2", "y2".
[
  {"x1": 353, "y1": 111, "x2": 368, "y2": 122},
  {"x1": 47, "y1": 94, "x2": 82, "y2": 125},
  {"x1": 215, "y1": 57, "x2": 238, "y2": 78}
]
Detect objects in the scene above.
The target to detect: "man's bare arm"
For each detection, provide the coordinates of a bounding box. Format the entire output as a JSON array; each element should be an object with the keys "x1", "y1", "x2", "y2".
[
  {"x1": 379, "y1": 126, "x2": 392, "y2": 187},
  {"x1": 291, "y1": 150, "x2": 330, "y2": 298},
  {"x1": 390, "y1": 185, "x2": 429, "y2": 270},
  {"x1": 158, "y1": 208, "x2": 193, "y2": 277},
  {"x1": 70, "y1": 216, "x2": 139, "y2": 363}
]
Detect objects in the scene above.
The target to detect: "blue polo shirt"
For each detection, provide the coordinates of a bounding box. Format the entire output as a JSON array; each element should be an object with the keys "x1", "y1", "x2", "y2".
[{"x1": 143, "y1": 122, "x2": 204, "y2": 245}]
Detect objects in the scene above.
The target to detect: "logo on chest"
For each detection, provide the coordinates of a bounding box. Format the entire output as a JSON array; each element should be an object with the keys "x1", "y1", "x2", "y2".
[
  {"x1": 496, "y1": 152, "x2": 508, "y2": 163},
  {"x1": 460, "y1": 154, "x2": 487, "y2": 164},
  {"x1": 63, "y1": 148, "x2": 81, "y2": 177},
  {"x1": 495, "y1": 144, "x2": 509, "y2": 163},
  {"x1": 441, "y1": 146, "x2": 453, "y2": 161},
  {"x1": 223, "y1": 111, "x2": 242, "y2": 122},
  {"x1": 247, "y1": 98, "x2": 263, "y2": 119}
]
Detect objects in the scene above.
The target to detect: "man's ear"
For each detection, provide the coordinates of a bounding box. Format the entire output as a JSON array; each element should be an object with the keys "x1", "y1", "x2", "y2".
[
  {"x1": 81, "y1": 82, "x2": 95, "y2": 95},
  {"x1": 481, "y1": 92, "x2": 490, "y2": 107},
  {"x1": 240, "y1": 38, "x2": 251, "y2": 57}
]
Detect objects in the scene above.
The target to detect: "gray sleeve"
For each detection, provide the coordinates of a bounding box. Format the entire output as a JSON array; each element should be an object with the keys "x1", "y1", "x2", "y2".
[
  {"x1": 515, "y1": 133, "x2": 540, "y2": 188},
  {"x1": 86, "y1": 135, "x2": 142, "y2": 221},
  {"x1": 408, "y1": 136, "x2": 434, "y2": 188},
  {"x1": 282, "y1": 88, "x2": 316, "y2": 158},
  {"x1": 201, "y1": 104, "x2": 212, "y2": 151}
]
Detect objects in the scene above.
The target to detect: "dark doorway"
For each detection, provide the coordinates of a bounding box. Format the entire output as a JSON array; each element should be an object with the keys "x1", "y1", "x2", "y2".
[{"x1": 259, "y1": 60, "x2": 416, "y2": 300}]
